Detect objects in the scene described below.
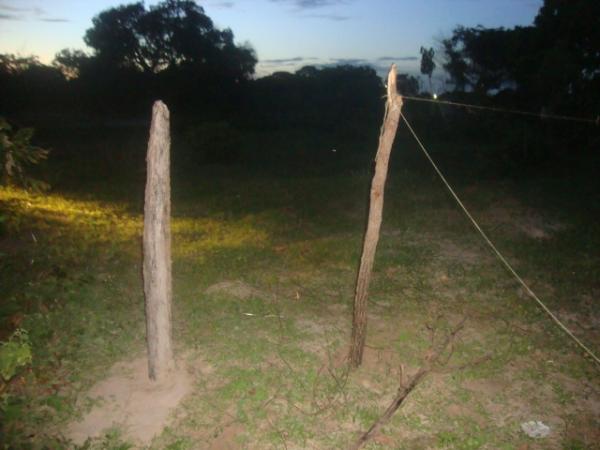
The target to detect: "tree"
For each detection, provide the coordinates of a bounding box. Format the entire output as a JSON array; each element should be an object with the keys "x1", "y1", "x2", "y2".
[
  {"x1": 396, "y1": 73, "x2": 419, "y2": 96},
  {"x1": 439, "y1": 1, "x2": 600, "y2": 113},
  {"x1": 0, "y1": 54, "x2": 40, "y2": 75},
  {"x1": 441, "y1": 26, "x2": 516, "y2": 94},
  {"x1": 535, "y1": 0, "x2": 600, "y2": 79},
  {"x1": 50, "y1": 0, "x2": 257, "y2": 114},
  {"x1": 0, "y1": 54, "x2": 67, "y2": 114},
  {"x1": 53, "y1": 49, "x2": 93, "y2": 79},
  {"x1": 83, "y1": 0, "x2": 256, "y2": 81},
  {"x1": 250, "y1": 64, "x2": 382, "y2": 130},
  {"x1": 84, "y1": 3, "x2": 146, "y2": 70},
  {"x1": 295, "y1": 65, "x2": 319, "y2": 78},
  {"x1": 532, "y1": 0, "x2": 600, "y2": 111},
  {"x1": 419, "y1": 47, "x2": 436, "y2": 93}
]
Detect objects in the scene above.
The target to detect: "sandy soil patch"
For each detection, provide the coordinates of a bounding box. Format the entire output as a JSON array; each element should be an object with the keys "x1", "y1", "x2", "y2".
[
  {"x1": 67, "y1": 355, "x2": 193, "y2": 446},
  {"x1": 205, "y1": 280, "x2": 265, "y2": 300},
  {"x1": 486, "y1": 199, "x2": 565, "y2": 240}
]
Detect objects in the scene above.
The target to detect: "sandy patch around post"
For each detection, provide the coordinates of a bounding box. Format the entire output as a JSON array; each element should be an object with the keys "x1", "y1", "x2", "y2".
[
  {"x1": 486, "y1": 199, "x2": 565, "y2": 240},
  {"x1": 204, "y1": 280, "x2": 265, "y2": 300},
  {"x1": 67, "y1": 355, "x2": 193, "y2": 446}
]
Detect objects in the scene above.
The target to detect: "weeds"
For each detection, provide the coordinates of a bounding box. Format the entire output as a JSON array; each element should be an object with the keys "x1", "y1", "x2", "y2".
[
  {"x1": 0, "y1": 118, "x2": 50, "y2": 191},
  {"x1": 1, "y1": 159, "x2": 599, "y2": 448}
]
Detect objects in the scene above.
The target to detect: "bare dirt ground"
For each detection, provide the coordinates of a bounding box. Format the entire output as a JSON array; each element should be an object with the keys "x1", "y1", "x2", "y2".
[{"x1": 67, "y1": 356, "x2": 193, "y2": 446}]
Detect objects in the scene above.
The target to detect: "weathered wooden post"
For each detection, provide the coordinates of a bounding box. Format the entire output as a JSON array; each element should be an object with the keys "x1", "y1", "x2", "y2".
[
  {"x1": 349, "y1": 65, "x2": 403, "y2": 368},
  {"x1": 143, "y1": 100, "x2": 174, "y2": 381}
]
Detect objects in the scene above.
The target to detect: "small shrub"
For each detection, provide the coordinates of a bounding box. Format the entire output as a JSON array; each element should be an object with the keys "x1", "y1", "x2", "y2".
[
  {"x1": 0, "y1": 329, "x2": 32, "y2": 397},
  {"x1": 0, "y1": 117, "x2": 50, "y2": 190}
]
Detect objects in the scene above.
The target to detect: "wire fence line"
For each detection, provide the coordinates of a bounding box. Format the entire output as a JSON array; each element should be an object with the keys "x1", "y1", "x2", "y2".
[
  {"x1": 402, "y1": 95, "x2": 599, "y2": 126},
  {"x1": 399, "y1": 111, "x2": 600, "y2": 367}
]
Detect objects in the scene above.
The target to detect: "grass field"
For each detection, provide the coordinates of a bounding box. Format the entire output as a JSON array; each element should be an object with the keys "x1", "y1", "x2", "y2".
[{"x1": 1, "y1": 128, "x2": 599, "y2": 449}]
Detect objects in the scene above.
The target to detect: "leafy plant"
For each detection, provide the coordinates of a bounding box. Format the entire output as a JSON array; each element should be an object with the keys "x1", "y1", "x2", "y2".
[
  {"x1": 0, "y1": 117, "x2": 50, "y2": 191},
  {"x1": 0, "y1": 329, "x2": 32, "y2": 395}
]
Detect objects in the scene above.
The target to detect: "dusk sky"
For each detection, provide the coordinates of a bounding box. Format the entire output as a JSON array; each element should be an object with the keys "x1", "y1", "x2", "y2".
[{"x1": 1, "y1": 0, "x2": 542, "y2": 85}]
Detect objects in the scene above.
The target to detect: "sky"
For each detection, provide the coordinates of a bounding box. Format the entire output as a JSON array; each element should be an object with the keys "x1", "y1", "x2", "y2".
[{"x1": 0, "y1": 0, "x2": 542, "y2": 85}]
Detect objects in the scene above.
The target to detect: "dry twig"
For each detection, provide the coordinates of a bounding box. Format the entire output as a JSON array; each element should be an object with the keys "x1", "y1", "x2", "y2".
[{"x1": 349, "y1": 319, "x2": 466, "y2": 450}]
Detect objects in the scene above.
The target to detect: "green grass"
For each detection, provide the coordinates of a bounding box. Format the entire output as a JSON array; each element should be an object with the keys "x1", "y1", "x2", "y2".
[{"x1": 1, "y1": 153, "x2": 599, "y2": 449}]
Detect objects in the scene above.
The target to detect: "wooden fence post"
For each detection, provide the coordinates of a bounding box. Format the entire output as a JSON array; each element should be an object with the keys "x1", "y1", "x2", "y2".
[
  {"x1": 349, "y1": 65, "x2": 403, "y2": 368},
  {"x1": 143, "y1": 100, "x2": 174, "y2": 381}
]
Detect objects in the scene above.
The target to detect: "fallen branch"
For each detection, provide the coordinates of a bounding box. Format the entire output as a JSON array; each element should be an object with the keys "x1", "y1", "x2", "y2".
[
  {"x1": 349, "y1": 319, "x2": 466, "y2": 450},
  {"x1": 441, "y1": 352, "x2": 493, "y2": 373}
]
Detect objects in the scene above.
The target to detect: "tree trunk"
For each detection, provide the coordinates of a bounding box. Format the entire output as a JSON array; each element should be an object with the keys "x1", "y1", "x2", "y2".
[
  {"x1": 349, "y1": 65, "x2": 403, "y2": 368},
  {"x1": 143, "y1": 100, "x2": 174, "y2": 381}
]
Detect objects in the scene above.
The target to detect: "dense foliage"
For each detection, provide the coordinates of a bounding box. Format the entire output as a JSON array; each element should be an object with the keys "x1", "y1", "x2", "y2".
[
  {"x1": 441, "y1": 0, "x2": 599, "y2": 115},
  {"x1": 2, "y1": 0, "x2": 257, "y2": 116},
  {"x1": 0, "y1": 118, "x2": 49, "y2": 191},
  {"x1": 0, "y1": 0, "x2": 596, "y2": 172}
]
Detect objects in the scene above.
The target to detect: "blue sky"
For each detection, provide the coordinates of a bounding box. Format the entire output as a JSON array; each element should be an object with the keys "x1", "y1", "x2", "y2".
[{"x1": 0, "y1": 0, "x2": 542, "y2": 85}]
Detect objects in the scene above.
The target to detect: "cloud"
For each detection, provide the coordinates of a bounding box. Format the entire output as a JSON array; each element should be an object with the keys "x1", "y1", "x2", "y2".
[
  {"x1": 0, "y1": 12, "x2": 20, "y2": 20},
  {"x1": 260, "y1": 56, "x2": 319, "y2": 66},
  {"x1": 331, "y1": 57, "x2": 368, "y2": 65},
  {"x1": 318, "y1": 57, "x2": 421, "y2": 79},
  {"x1": 0, "y1": 1, "x2": 25, "y2": 19},
  {"x1": 296, "y1": 0, "x2": 342, "y2": 7},
  {"x1": 378, "y1": 56, "x2": 419, "y2": 62},
  {"x1": 271, "y1": 0, "x2": 346, "y2": 9},
  {"x1": 371, "y1": 61, "x2": 421, "y2": 79},
  {"x1": 271, "y1": 0, "x2": 352, "y2": 20},
  {"x1": 0, "y1": 3, "x2": 26, "y2": 12},
  {"x1": 0, "y1": 2, "x2": 44, "y2": 14},
  {"x1": 262, "y1": 57, "x2": 304, "y2": 64},
  {"x1": 40, "y1": 17, "x2": 69, "y2": 23},
  {"x1": 302, "y1": 13, "x2": 349, "y2": 21},
  {"x1": 270, "y1": 0, "x2": 349, "y2": 10},
  {"x1": 0, "y1": 2, "x2": 67, "y2": 22},
  {"x1": 255, "y1": 57, "x2": 321, "y2": 77},
  {"x1": 210, "y1": 1, "x2": 235, "y2": 8}
]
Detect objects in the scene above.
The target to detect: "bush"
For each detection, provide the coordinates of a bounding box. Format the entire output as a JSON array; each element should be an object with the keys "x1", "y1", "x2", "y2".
[
  {"x1": 0, "y1": 118, "x2": 50, "y2": 190},
  {"x1": 0, "y1": 329, "x2": 32, "y2": 398}
]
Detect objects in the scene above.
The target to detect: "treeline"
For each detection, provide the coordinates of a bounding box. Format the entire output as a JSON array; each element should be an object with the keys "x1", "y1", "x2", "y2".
[
  {"x1": 0, "y1": 0, "x2": 384, "y2": 129},
  {"x1": 0, "y1": 0, "x2": 257, "y2": 119},
  {"x1": 440, "y1": 0, "x2": 600, "y2": 118},
  {"x1": 2, "y1": 0, "x2": 598, "y2": 121},
  {"x1": 0, "y1": 0, "x2": 598, "y2": 174}
]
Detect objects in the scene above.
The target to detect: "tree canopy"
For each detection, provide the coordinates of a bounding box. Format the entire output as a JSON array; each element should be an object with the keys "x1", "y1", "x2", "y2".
[
  {"x1": 1, "y1": 0, "x2": 597, "y2": 122},
  {"x1": 82, "y1": 0, "x2": 256, "y2": 81},
  {"x1": 440, "y1": 0, "x2": 599, "y2": 113},
  {"x1": 40, "y1": 0, "x2": 259, "y2": 114},
  {"x1": 441, "y1": 26, "x2": 520, "y2": 94},
  {"x1": 396, "y1": 73, "x2": 419, "y2": 96},
  {"x1": 249, "y1": 65, "x2": 383, "y2": 130},
  {"x1": 419, "y1": 47, "x2": 436, "y2": 93}
]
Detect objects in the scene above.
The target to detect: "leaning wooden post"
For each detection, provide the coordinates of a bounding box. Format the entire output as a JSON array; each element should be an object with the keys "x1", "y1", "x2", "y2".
[
  {"x1": 349, "y1": 65, "x2": 403, "y2": 368},
  {"x1": 143, "y1": 100, "x2": 174, "y2": 381}
]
